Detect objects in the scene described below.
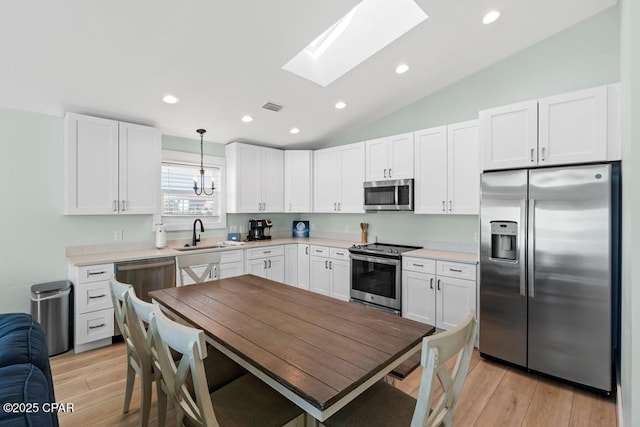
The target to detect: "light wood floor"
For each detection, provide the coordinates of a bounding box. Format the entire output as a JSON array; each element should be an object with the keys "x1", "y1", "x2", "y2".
[{"x1": 50, "y1": 342, "x2": 617, "y2": 426}]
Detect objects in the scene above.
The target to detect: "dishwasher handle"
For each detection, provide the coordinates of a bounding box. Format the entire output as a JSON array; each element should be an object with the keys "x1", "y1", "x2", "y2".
[{"x1": 116, "y1": 259, "x2": 176, "y2": 272}]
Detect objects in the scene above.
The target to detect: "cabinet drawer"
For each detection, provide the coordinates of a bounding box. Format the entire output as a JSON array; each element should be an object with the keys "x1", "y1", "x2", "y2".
[
  {"x1": 221, "y1": 250, "x2": 244, "y2": 264},
  {"x1": 310, "y1": 245, "x2": 330, "y2": 257},
  {"x1": 403, "y1": 257, "x2": 436, "y2": 274},
  {"x1": 436, "y1": 261, "x2": 477, "y2": 280},
  {"x1": 77, "y1": 264, "x2": 114, "y2": 284},
  {"x1": 330, "y1": 248, "x2": 349, "y2": 261},
  {"x1": 246, "y1": 245, "x2": 284, "y2": 260},
  {"x1": 76, "y1": 281, "x2": 113, "y2": 314},
  {"x1": 76, "y1": 309, "x2": 114, "y2": 345}
]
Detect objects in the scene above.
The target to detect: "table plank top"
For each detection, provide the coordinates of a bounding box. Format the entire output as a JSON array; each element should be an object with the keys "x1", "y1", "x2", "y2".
[{"x1": 149, "y1": 274, "x2": 435, "y2": 411}]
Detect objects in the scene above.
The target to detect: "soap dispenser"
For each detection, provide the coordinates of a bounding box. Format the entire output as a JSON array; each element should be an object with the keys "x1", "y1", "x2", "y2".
[{"x1": 155, "y1": 223, "x2": 167, "y2": 248}]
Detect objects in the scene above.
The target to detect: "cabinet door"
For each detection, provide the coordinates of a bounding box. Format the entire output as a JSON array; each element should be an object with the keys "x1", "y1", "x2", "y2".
[
  {"x1": 284, "y1": 244, "x2": 298, "y2": 286},
  {"x1": 309, "y1": 256, "x2": 330, "y2": 295},
  {"x1": 313, "y1": 148, "x2": 339, "y2": 213},
  {"x1": 267, "y1": 256, "x2": 285, "y2": 283},
  {"x1": 284, "y1": 150, "x2": 313, "y2": 212},
  {"x1": 436, "y1": 276, "x2": 476, "y2": 330},
  {"x1": 246, "y1": 258, "x2": 267, "y2": 278},
  {"x1": 447, "y1": 120, "x2": 479, "y2": 215},
  {"x1": 538, "y1": 86, "x2": 607, "y2": 166},
  {"x1": 337, "y1": 142, "x2": 365, "y2": 213},
  {"x1": 219, "y1": 262, "x2": 243, "y2": 279},
  {"x1": 365, "y1": 137, "x2": 389, "y2": 181},
  {"x1": 261, "y1": 147, "x2": 284, "y2": 212},
  {"x1": 226, "y1": 143, "x2": 261, "y2": 213},
  {"x1": 297, "y1": 244, "x2": 310, "y2": 290},
  {"x1": 64, "y1": 113, "x2": 119, "y2": 214},
  {"x1": 330, "y1": 258, "x2": 350, "y2": 301},
  {"x1": 479, "y1": 100, "x2": 538, "y2": 171},
  {"x1": 402, "y1": 271, "x2": 436, "y2": 325},
  {"x1": 388, "y1": 132, "x2": 414, "y2": 179},
  {"x1": 118, "y1": 122, "x2": 161, "y2": 214},
  {"x1": 414, "y1": 126, "x2": 448, "y2": 214}
]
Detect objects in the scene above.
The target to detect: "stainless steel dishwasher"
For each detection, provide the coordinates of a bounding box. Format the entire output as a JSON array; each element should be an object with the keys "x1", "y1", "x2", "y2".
[{"x1": 114, "y1": 257, "x2": 176, "y2": 336}]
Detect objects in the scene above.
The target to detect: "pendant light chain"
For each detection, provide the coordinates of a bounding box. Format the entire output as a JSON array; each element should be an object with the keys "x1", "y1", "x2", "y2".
[{"x1": 193, "y1": 128, "x2": 215, "y2": 196}]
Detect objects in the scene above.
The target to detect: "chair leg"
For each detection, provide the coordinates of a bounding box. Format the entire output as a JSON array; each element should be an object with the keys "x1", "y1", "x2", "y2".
[
  {"x1": 156, "y1": 380, "x2": 167, "y2": 427},
  {"x1": 139, "y1": 373, "x2": 152, "y2": 427},
  {"x1": 123, "y1": 361, "x2": 136, "y2": 413}
]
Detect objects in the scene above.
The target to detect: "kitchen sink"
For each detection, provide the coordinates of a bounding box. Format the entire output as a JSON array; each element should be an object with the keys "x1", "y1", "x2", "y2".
[{"x1": 173, "y1": 241, "x2": 243, "y2": 251}]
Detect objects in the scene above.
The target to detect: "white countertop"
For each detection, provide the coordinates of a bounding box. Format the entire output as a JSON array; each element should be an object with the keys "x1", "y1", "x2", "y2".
[
  {"x1": 403, "y1": 249, "x2": 478, "y2": 264},
  {"x1": 66, "y1": 237, "x2": 358, "y2": 266}
]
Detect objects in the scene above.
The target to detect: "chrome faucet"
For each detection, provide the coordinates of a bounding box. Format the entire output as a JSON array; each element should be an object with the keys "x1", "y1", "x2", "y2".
[{"x1": 192, "y1": 219, "x2": 204, "y2": 247}]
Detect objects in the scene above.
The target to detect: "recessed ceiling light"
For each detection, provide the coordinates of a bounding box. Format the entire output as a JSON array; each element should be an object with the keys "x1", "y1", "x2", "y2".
[
  {"x1": 241, "y1": 115, "x2": 254, "y2": 123},
  {"x1": 335, "y1": 101, "x2": 347, "y2": 110},
  {"x1": 290, "y1": 127, "x2": 300, "y2": 134},
  {"x1": 162, "y1": 94, "x2": 179, "y2": 104},
  {"x1": 482, "y1": 10, "x2": 501, "y2": 24},
  {"x1": 395, "y1": 64, "x2": 410, "y2": 74}
]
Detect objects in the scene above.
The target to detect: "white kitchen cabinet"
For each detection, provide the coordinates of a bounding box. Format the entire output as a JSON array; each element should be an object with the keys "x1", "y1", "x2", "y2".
[
  {"x1": 402, "y1": 257, "x2": 476, "y2": 331},
  {"x1": 313, "y1": 142, "x2": 365, "y2": 213},
  {"x1": 68, "y1": 262, "x2": 115, "y2": 353},
  {"x1": 414, "y1": 120, "x2": 479, "y2": 215},
  {"x1": 284, "y1": 244, "x2": 298, "y2": 286},
  {"x1": 297, "y1": 244, "x2": 310, "y2": 290},
  {"x1": 64, "y1": 113, "x2": 160, "y2": 215},
  {"x1": 365, "y1": 132, "x2": 414, "y2": 181},
  {"x1": 226, "y1": 142, "x2": 284, "y2": 213},
  {"x1": 246, "y1": 246, "x2": 285, "y2": 282},
  {"x1": 219, "y1": 250, "x2": 244, "y2": 279},
  {"x1": 480, "y1": 84, "x2": 621, "y2": 171},
  {"x1": 284, "y1": 151, "x2": 313, "y2": 212},
  {"x1": 308, "y1": 245, "x2": 351, "y2": 301}
]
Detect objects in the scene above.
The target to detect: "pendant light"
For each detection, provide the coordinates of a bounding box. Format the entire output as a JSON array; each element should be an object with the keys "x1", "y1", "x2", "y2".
[{"x1": 193, "y1": 129, "x2": 215, "y2": 196}]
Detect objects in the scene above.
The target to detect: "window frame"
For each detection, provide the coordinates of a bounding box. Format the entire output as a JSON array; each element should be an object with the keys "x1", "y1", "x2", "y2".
[{"x1": 160, "y1": 149, "x2": 226, "y2": 231}]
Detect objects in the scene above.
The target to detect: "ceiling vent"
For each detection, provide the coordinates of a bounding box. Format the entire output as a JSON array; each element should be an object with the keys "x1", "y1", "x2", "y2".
[{"x1": 262, "y1": 102, "x2": 284, "y2": 112}]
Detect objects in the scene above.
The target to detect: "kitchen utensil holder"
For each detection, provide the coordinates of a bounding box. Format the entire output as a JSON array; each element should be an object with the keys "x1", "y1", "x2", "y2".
[{"x1": 361, "y1": 232, "x2": 368, "y2": 244}]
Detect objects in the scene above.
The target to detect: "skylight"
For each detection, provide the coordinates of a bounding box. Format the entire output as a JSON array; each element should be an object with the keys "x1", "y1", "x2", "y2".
[{"x1": 282, "y1": 0, "x2": 428, "y2": 87}]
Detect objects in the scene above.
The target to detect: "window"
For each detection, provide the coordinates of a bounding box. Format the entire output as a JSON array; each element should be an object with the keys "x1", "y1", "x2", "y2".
[{"x1": 160, "y1": 150, "x2": 226, "y2": 231}]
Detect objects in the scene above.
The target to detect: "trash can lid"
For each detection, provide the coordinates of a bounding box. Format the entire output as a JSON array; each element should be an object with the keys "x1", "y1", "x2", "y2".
[{"x1": 31, "y1": 280, "x2": 72, "y2": 297}]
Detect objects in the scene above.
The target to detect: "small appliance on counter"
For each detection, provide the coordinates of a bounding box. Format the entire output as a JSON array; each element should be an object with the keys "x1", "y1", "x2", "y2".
[
  {"x1": 155, "y1": 223, "x2": 167, "y2": 248},
  {"x1": 248, "y1": 219, "x2": 271, "y2": 241},
  {"x1": 292, "y1": 221, "x2": 309, "y2": 237}
]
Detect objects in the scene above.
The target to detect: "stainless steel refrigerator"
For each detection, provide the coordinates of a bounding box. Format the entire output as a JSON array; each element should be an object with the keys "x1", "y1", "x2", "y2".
[{"x1": 479, "y1": 163, "x2": 620, "y2": 393}]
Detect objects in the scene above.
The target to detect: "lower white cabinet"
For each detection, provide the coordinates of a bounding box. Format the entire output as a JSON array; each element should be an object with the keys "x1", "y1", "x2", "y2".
[
  {"x1": 284, "y1": 244, "x2": 298, "y2": 286},
  {"x1": 246, "y1": 246, "x2": 285, "y2": 282},
  {"x1": 219, "y1": 250, "x2": 244, "y2": 279},
  {"x1": 68, "y1": 262, "x2": 115, "y2": 353},
  {"x1": 309, "y1": 245, "x2": 350, "y2": 301},
  {"x1": 402, "y1": 257, "x2": 476, "y2": 330},
  {"x1": 297, "y1": 244, "x2": 310, "y2": 290}
]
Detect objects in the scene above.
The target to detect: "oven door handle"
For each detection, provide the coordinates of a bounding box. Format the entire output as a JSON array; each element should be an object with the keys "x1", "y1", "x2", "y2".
[{"x1": 349, "y1": 253, "x2": 401, "y2": 266}]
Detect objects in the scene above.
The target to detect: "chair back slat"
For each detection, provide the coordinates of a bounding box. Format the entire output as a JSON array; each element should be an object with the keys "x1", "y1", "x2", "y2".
[{"x1": 177, "y1": 252, "x2": 221, "y2": 286}]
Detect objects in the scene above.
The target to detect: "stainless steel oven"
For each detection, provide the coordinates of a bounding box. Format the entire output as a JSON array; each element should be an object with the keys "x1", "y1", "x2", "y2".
[{"x1": 349, "y1": 243, "x2": 422, "y2": 315}]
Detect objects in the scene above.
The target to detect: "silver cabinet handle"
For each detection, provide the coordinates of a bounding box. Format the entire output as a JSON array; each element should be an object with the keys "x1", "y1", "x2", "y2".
[
  {"x1": 338, "y1": 203, "x2": 341, "y2": 211},
  {"x1": 113, "y1": 200, "x2": 118, "y2": 212},
  {"x1": 325, "y1": 260, "x2": 328, "y2": 269},
  {"x1": 429, "y1": 278, "x2": 434, "y2": 290},
  {"x1": 329, "y1": 261, "x2": 333, "y2": 269},
  {"x1": 289, "y1": 203, "x2": 292, "y2": 211},
  {"x1": 442, "y1": 201, "x2": 445, "y2": 212},
  {"x1": 389, "y1": 168, "x2": 392, "y2": 177},
  {"x1": 315, "y1": 249, "x2": 323, "y2": 253},
  {"x1": 263, "y1": 260, "x2": 267, "y2": 269},
  {"x1": 530, "y1": 148, "x2": 535, "y2": 162},
  {"x1": 268, "y1": 259, "x2": 271, "y2": 268},
  {"x1": 528, "y1": 199, "x2": 536, "y2": 297},
  {"x1": 336, "y1": 252, "x2": 344, "y2": 256},
  {"x1": 384, "y1": 168, "x2": 387, "y2": 178},
  {"x1": 88, "y1": 294, "x2": 107, "y2": 299},
  {"x1": 305, "y1": 247, "x2": 309, "y2": 255},
  {"x1": 87, "y1": 271, "x2": 106, "y2": 276},
  {"x1": 264, "y1": 250, "x2": 271, "y2": 254},
  {"x1": 541, "y1": 147, "x2": 546, "y2": 161},
  {"x1": 334, "y1": 203, "x2": 337, "y2": 211},
  {"x1": 121, "y1": 200, "x2": 126, "y2": 211},
  {"x1": 413, "y1": 263, "x2": 424, "y2": 267},
  {"x1": 449, "y1": 201, "x2": 452, "y2": 211},
  {"x1": 437, "y1": 279, "x2": 441, "y2": 291},
  {"x1": 89, "y1": 323, "x2": 106, "y2": 330},
  {"x1": 449, "y1": 268, "x2": 462, "y2": 273}
]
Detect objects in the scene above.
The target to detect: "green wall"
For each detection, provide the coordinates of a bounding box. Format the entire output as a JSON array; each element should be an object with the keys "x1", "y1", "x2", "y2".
[{"x1": 0, "y1": 5, "x2": 621, "y2": 315}]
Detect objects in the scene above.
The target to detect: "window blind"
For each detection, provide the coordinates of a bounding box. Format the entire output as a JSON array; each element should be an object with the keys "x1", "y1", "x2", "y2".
[{"x1": 161, "y1": 162, "x2": 221, "y2": 218}]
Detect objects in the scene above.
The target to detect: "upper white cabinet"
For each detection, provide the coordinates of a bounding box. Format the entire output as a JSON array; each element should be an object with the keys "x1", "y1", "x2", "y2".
[
  {"x1": 313, "y1": 142, "x2": 365, "y2": 213},
  {"x1": 414, "y1": 120, "x2": 479, "y2": 215},
  {"x1": 64, "y1": 113, "x2": 161, "y2": 215},
  {"x1": 226, "y1": 142, "x2": 284, "y2": 213},
  {"x1": 480, "y1": 84, "x2": 621, "y2": 171},
  {"x1": 284, "y1": 150, "x2": 313, "y2": 213},
  {"x1": 365, "y1": 132, "x2": 414, "y2": 181}
]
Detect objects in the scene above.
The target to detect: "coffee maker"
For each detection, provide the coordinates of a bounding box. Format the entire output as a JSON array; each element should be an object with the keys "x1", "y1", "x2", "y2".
[{"x1": 248, "y1": 219, "x2": 272, "y2": 241}]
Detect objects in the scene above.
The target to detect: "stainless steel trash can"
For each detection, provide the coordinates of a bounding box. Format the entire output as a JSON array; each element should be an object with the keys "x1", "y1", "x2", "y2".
[{"x1": 31, "y1": 280, "x2": 72, "y2": 356}]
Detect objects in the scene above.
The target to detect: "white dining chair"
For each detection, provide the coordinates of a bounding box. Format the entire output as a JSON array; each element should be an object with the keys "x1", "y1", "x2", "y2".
[
  {"x1": 150, "y1": 306, "x2": 304, "y2": 427},
  {"x1": 109, "y1": 278, "x2": 152, "y2": 427},
  {"x1": 323, "y1": 312, "x2": 478, "y2": 427},
  {"x1": 176, "y1": 252, "x2": 222, "y2": 286}
]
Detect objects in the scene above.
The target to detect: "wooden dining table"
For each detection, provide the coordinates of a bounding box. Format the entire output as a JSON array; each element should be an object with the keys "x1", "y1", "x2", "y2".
[{"x1": 149, "y1": 274, "x2": 435, "y2": 422}]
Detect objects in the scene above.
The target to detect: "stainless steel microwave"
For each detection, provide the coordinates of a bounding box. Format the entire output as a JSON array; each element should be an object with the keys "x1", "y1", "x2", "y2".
[{"x1": 363, "y1": 179, "x2": 414, "y2": 211}]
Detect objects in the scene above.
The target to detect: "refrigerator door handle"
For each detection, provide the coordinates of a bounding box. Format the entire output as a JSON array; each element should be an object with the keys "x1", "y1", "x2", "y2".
[
  {"x1": 528, "y1": 199, "x2": 536, "y2": 298},
  {"x1": 519, "y1": 199, "x2": 527, "y2": 296}
]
